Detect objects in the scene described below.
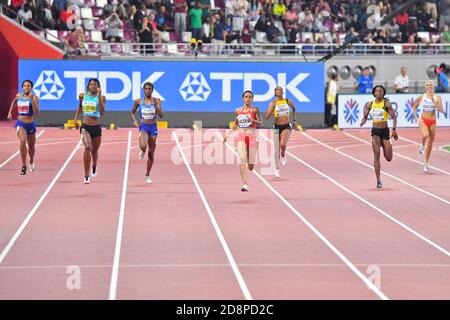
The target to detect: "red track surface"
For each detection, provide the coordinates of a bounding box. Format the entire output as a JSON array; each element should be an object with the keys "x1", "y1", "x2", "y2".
[{"x1": 0, "y1": 126, "x2": 449, "y2": 299}]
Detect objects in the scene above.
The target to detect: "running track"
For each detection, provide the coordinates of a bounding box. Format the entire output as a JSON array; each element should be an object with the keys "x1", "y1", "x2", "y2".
[{"x1": 0, "y1": 126, "x2": 449, "y2": 299}]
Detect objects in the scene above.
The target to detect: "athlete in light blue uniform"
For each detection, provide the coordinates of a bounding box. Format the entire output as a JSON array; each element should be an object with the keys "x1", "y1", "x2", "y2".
[
  {"x1": 131, "y1": 82, "x2": 163, "y2": 184},
  {"x1": 7, "y1": 80, "x2": 40, "y2": 175},
  {"x1": 74, "y1": 78, "x2": 106, "y2": 184}
]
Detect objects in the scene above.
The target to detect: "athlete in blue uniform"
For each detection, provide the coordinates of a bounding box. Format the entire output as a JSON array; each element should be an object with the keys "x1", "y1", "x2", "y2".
[
  {"x1": 73, "y1": 78, "x2": 106, "y2": 184},
  {"x1": 130, "y1": 82, "x2": 163, "y2": 184},
  {"x1": 7, "y1": 80, "x2": 40, "y2": 175}
]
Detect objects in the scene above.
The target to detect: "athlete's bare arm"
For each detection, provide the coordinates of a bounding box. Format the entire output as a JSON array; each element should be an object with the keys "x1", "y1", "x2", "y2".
[
  {"x1": 74, "y1": 93, "x2": 84, "y2": 128},
  {"x1": 386, "y1": 101, "x2": 398, "y2": 140},
  {"x1": 412, "y1": 95, "x2": 423, "y2": 121},
  {"x1": 360, "y1": 102, "x2": 372, "y2": 127},
  {"x1": 131, "y1": 98, "x2": 141, "y2": 128},
  {"x1": 32, "y1": 95, "x2": 40, "y2": 118},
  {"x1": 154, "y1": 98, "x2": 163, "y2": 118}
]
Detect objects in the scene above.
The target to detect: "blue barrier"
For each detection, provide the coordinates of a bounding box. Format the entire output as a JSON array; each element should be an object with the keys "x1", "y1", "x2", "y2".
[{"x1": 19, "y1": 60, "x2": 324, "y2": 113}]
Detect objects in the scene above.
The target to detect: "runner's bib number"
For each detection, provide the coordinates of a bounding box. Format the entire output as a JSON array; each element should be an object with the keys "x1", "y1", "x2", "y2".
[
  {"x1": 17, "y1": 101, "x2": 30, "y2": 114},
  {"x1": 275, "y1": 104, "x2": 289, "y2": 117},
  {"x1": 82, "y1": 101, "x2": 97, "y2": 113},
  {"x1": 422, "y1": 99, "x2": 436, "y2": 112},
  {"x1": 370, "y1": 108, "x2": 385, "y2": 121},
  {"x1": 237, "y1": 114, "x2": 252, "y2": 128},
  {"x1": 141, "y1": 107, "x2": 156, "y2": 120}
]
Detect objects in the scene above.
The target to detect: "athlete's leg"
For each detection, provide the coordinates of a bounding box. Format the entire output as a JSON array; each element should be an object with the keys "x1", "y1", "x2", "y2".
[
  {"x1": 381, "y1": 138, "x2": 393, "y2": 162},
  {"x1": 419, "y1": 120, "x2": 429, "y2": 154},
  {"x1": 26, "y1": 133, "x2": 36, "y2": 166},
  {"x1": 247, "y1": 143, "x2": 257, "y2": 171},
  {"x1": 425, "y1": 124, "x2": 436, "y2": 164},
  {"x1": 91, "y1": 134, "x2": 102, "y2": 173},
  {"x1": 237, "y1": 141, "x2": 248, "y2": 185},
  {"x1": 146, "y1": 135, "x2": 157, "y2": 177},
  {"x1": 372, "y1": 135, "x2": 382, "y2": 182},
  {"x1": 272, "y1": 128, "x2": 280, "y2": 169},
  {"x1": 16, "y1": 126, "x2": 28, "y2": 168},
  {"x1": 82, "y1": 130, "x2": 92, "y2": 178},
  {"x1": 139, "y1": 130, "x2": 149, "y2": 155},
  {"x1": 279, "y1": 128, "x2": 291, "y2": 158}
]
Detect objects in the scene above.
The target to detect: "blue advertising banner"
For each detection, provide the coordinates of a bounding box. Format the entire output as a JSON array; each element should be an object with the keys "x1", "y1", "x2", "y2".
[{"x1": 19, "y1": 60, "x2": 324, "y2": 113}]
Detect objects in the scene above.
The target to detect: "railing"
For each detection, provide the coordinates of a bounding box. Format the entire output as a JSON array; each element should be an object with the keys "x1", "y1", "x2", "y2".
[
  {"x1": 76, "y1": 42, "x2": 450, "y2": 58},
  {"x1": 337, "y1": 80, "x2": 433, "y2": 94}
]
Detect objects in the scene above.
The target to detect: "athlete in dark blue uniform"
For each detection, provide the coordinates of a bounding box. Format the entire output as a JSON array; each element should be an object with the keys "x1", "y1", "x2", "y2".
[
  {"x1": 7, "y1": 80, "x2": 40, "y2": 175},
  {"x1": 130, "y1": 82, "x2": 163, "y2": 184}
]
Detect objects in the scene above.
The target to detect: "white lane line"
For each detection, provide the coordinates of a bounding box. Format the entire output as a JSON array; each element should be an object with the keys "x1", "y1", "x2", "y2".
[
  {"x1": 344, "y1": 132, "x2": 450, "y2": 175},
  {"x1": 260, "y1": 133, "x2": 450, "y2": 258},
  {"x1": 439, "y1": 145, "x2": 450, "y2": 154},
  {"x1": 399, "y1": 136, "x2": 438, "y2": 151},
  {"x1": 302, "y1": 132, "x2": 450, "y2": 205},
  {"x1": 0, "y1": 130, "x2": 45, "y2": 169},
  {"x1": 2, "y1": 263, "x2": 450, "y2": 270},
  {"x1": 173, "y1": 131, "x2": 252, "y2": 300},
  {"x1": 217, "y1": 131, "x2": 388, "y2": 300},
  {"x1": 109, "y1": 130, "x2": 132, "y2": 300},
  {"x1": 0, "y1": 138, "x2": 82, "y2": 265}
]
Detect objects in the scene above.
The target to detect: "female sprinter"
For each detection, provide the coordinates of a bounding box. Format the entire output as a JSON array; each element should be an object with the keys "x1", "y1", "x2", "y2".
[
  {"x1": 265, "y1": 86, "x2": 298, "y2": 178},
  {"x1": 224, "y1": 90, "x2": 262, "y2": 192},
  {"x1": 74, "y1": 78, "x2": 106, "y2": 184},
  {"x1": 130, "y1": 82, "x2": 163, "y2": 184},
  {"x1": 7, "y1": 80, "x2": 40, "y2": 175},
  {"x1": 360, "y1": 85, "x2": 398, "y2": 188},
  {"x1": 412, "y1": 80, "x2": 444, "y2": 173}
]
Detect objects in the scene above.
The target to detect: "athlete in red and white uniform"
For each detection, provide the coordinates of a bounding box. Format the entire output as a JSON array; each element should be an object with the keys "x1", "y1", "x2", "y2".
[
  {"x1": 412, "y1": 80, "x2": 444, "y2": 173},
  {"x1": 224, "y1": 90, "x2": 262, "y2": 192}
]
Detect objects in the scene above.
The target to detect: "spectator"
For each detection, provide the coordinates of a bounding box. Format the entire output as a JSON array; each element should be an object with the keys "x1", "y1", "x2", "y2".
[
  {"x1": 211, "y1": 13, "x2": 228, "y2": 54},
  {"x1": 138, "y1": 16, "x2": 153, "y2": 54},
  {"x1": 386, "y1": 18, "x2": 400, "y2": 42},
  {"x1": 10, "y1": 0, "x2": 24, "y2": 18},
  {"x1": 423, "y1": 0, "x2": 437, "y2": 21},
  {"x1": 241, "y1": 19, "x2": 252, "y2": 44},
  {"x1": 134, "y1": 3, "x2": 147, "y2": 30},
  {"x1": 103, "y1": 0, "x2": 115, "y2": 19},
  {"x1": 188, "y1": 1, "x2": 203, "y2": 42},
  {"x1": 354, "y1": 67, "x2": 373, "y2": 94},
  {"x1": 403, "y1": 34, "x2": 418, "y2": 54},
  {"x1": 148, "y1": 13, "x2": 163, "y2": 43},
  {"x1": 265, "y1": 17, "x2": 286, "y2": 44},
  {"x1": 317, "y1": 0, "x2": 331, "y2": 14},
  {"x1": 436, "y1": 63, "x2": 449, "y2": 93},
  {"x1": 232, "y1": 0, "x2": 248, "y2": 37},
  {"x1": 35, "y1": 1, "x2": 55, "y2": 29},
  {"x1": 393, "y1": 67, "x2": 409, "y2": 93},
  {"x1": 64, "y1": 25, "x2": 85, "y2": 55},
  {"x1": 344, "y1": 26, "x2": 357, "y2": 43},
  {"x1": 115, "y1": 0, "x2": 128, "y2": 20},
  {"x1": 284, "y1": 3, "x2": 298, "y2": 43},
  {"x1": 441, "y1": 25, "x2": 450, "y2": 53},
  {"x1": 18, "y1": 3, "x2": 34, "y2": 26},
  {"x1": 173, "y1": 0, "x2": 187, "y2": 40},
  {"x1": 272, "y1": 0, "x2": 286, "y2": 22},
  {"x1": 439, "y1": 0, "x2": 450, "y2": 31},
  {"x1": 155, "y1": 4, "x2": 171, "y2": 31},
  {"x1": 105, "y1": 11, "x2": 124, "y2": 42}
]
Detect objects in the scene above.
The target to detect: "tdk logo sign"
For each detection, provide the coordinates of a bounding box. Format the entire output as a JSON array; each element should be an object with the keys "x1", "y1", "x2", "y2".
[
  {"x1": 33, "y1": 71, "x2": 65, "y2": 100},
  {"x1": 179, "y1": 72, "x2": 211, "y2": 101},
  {"x1": 37, "y1": 71, "x2": 311, "y2": 103}
]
